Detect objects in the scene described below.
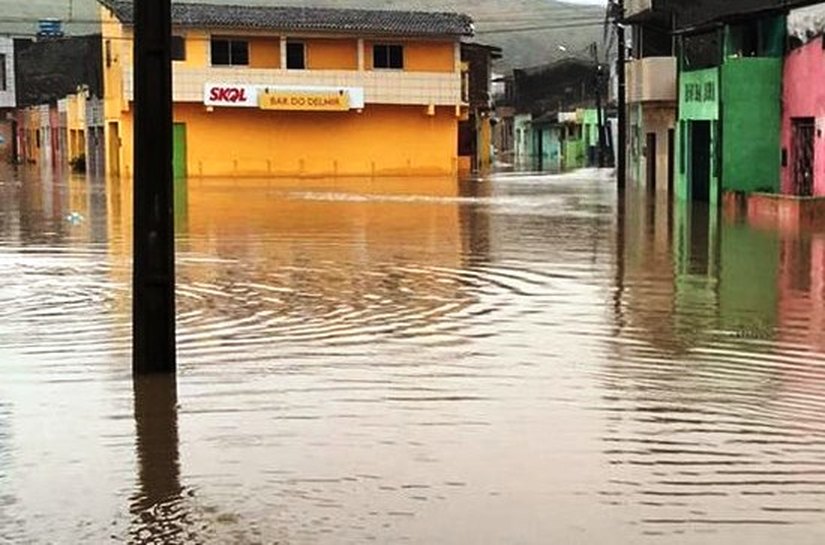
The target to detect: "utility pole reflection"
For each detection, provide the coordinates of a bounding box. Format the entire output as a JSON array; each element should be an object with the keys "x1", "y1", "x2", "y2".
[{"x1": 130, "y1": 375, "x2": 187, "y2": 543}]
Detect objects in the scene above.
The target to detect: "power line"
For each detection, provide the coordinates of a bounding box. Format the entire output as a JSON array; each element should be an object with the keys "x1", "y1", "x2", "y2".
[{"x1": 479, "y1": 21, "x2": 606, "y2": 35}]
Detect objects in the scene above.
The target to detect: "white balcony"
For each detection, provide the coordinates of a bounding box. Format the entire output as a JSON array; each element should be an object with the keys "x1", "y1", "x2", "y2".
[
  {"x1": 626, "y1": 57, "x2": 677, "y2": 103},
  {"x1": 122, "y1": 66, "x2": 463, "y2": 107},
  {"x1": 625, "y1": 0, "x2": 653, "y2": 19}
]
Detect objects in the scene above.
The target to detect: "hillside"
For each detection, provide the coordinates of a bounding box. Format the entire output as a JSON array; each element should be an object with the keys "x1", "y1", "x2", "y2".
[{"x1": 0, "y1": 0, "x2": 606, "y2": 70}]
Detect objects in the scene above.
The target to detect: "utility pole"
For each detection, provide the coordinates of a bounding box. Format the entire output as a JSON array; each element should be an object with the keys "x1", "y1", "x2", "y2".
[
  {"x1": 133, "y1": 0, "x2": 175, "y2": 375},
  {"x1": 614, "y1": 0, "x2": 627, "y2": 189},
  {"x1": 592, "y1": 42, "x2": 606, "y2": 169}
]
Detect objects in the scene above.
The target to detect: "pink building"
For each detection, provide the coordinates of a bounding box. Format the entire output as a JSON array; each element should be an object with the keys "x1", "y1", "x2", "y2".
[{"x1": 781, "y1": 36, "x2": 825, "y2": 197}]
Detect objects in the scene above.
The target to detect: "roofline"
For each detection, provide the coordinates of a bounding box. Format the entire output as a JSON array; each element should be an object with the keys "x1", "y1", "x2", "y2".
[
  {"x1": 673, "y1": 0, "x2": 825, "y2": 35},
  {"x1": 98, "y1": 0, "x2": 474, "y2": 38}
]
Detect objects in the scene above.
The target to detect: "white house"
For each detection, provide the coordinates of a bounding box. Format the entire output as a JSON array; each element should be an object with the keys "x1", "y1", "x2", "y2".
[{"x1": 0, "y1": 37, "x2": 15, "y2": 109}]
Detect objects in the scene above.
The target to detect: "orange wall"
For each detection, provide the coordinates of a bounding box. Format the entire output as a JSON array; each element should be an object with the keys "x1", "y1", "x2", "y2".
[
  {"x1": 169, "y1": 104, "x2": 457, "y2": 178},
  {"x1": 307, "y1": 38, "x2": 358, "y2": 70},
  {"x1": 365, "y1": 40, "x2": 455, "y2": 72},
  {"x1": 405, "y1": 41, "x2": 455, "y2": 72},
  {"x1": 180, "y1": 30, "x2": 209, "y2": 68},
  {"x1": 250, "y1": 37, "x2": 281, "y2": 68}
]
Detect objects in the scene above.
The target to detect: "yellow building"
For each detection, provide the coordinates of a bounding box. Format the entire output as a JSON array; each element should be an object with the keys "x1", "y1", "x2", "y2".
[
  {"x1": 99, "y1": 0, "x2": 474, "y2": 179},
  {"x1": 66, "y1": 90, "x2": 88, "y2": 164}
]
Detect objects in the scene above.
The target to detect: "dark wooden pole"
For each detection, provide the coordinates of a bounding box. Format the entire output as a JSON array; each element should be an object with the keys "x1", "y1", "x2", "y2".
[
  {"x1": 133, "y1": 0, "x2": 176, "y2": 374},
  {"x1": 616, "y1": 0, "x2": 627, "y2": 189}
]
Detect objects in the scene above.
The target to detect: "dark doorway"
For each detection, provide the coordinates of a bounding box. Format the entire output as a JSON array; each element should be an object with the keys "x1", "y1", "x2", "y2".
[
  {"x1": 792, "y1": 117, "x2": 815, "y2": 197},
  {"x1": 667, "y1": 128, "x2": 675, "y2": 194},
  {"x1": 690, "y1": 121, "x2": 712, "y2": 202},
  {"x1": 536, "y1": 129, "x2": 544, "y2": 170},
  {"x1": 108, "y1": 122, "x2": 120, "y2": 177},
  {"x1": 11, "y1": 120, "x2": 17, "y2": 163},
  {"x1": 645, "y1": 132, "x2": 657, "y2": 191}
]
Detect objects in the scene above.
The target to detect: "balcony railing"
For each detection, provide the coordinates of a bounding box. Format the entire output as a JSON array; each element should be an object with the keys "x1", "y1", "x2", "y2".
[
  {"x1": 626, "y1": 57, "x2": 677, "y2": 103},
  {"x1": 122, "y1": 66, "x2": 463, "y2": 107}
]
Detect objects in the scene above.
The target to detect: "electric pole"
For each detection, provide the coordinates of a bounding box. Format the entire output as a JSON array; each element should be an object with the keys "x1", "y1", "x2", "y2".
[
  {"x1": 592, "y1": 42, "x2": 606, "y2": 168},
  {"x1": 614, "y1": 0, "x2": 627, "y2": 189},
  {"x1": 133, "y1": 0, "x2": 176, "y2": 374}
]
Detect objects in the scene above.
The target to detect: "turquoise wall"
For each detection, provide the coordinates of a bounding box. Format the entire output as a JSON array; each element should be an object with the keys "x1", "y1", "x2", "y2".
[
  {"x1": 720, "y1": 58, "x2": 782, "y2": 194},
  {"x1": 530, "y1": 126, "x2": 562, "y2": 170}
]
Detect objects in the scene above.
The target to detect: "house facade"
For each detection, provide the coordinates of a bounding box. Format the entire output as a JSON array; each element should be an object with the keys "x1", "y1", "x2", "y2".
[
  {"x1": 99, "y1": 0, "x2": 473, "y2": 179},
  {"x1": 498, "y1": 59, "x2": 609, "y2": 172},
  {"x1": 0, "y1": 37, "x2": 16, "y2": 162},
  {"x1": 459, "y1": 43, "x2": 502, "y2": 174},
  {"x1": 624, "y1": 3, "x2": 677, "y2": 193},
  {"x1": 781, "y1": 36, "x2": 825, "y2": 197},
  {"x1": 675, "y1": 16, "x2": 784, "y2": 204}
]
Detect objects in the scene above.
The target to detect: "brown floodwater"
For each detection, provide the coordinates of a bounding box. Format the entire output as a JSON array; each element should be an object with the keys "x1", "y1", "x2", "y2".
[{"x1": 1, "y1": 165, "x2": 825, "y2": 544}]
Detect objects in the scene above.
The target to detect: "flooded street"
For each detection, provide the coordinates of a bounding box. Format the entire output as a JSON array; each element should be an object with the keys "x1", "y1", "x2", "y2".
[{"x1": 2, "y1": 166, "x2": 825, "y2": 544}]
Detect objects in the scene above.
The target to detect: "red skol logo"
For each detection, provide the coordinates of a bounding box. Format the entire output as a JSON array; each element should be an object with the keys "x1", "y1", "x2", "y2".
[{"x1": 209, "y1": 87, "x2": 248, "y2": 103}]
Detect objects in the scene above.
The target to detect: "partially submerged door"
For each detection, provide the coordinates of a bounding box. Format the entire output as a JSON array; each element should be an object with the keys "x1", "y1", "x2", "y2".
[
  {"x1": 690, "y1": 121, "x2": 712, "y2": 203},
  {"x1": 645, "y1": 132, "x2": 657, "y2": 191},
  {"x1": 173, "y1": 123, "x2": 187, "y2": 180},
  {"x1": 792, "y1": 117, "x2": 815, "y2": 197}
]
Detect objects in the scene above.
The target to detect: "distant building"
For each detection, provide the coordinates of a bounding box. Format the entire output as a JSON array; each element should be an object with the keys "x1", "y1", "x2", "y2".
[
  {"x1": 495, "y1": 58, "x2": 610, "y2": 171},
  {"x1": 0, "y1": 37, "x2": 17, "y2": 162},
  {"x1": 98, "y1": 0, "x2": 475, "y2": 179},
  {"x1": 459, "y1": 43, "x2": 502, "y2": 174},
  {"x1": 13, "y1": 34, "x2": 104, "y2": 166}
]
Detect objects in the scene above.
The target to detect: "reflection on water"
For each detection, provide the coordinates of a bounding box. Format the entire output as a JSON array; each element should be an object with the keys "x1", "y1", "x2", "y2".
[
  {"x1": 1, "y1": 164, "x2": 825, "y2": 543},
  {"x1": 609, "y1": 190, "x2": 825, "y2": 544},
  {"x1": 131, "y1": 375, "x2": 186, "y2": 543}
]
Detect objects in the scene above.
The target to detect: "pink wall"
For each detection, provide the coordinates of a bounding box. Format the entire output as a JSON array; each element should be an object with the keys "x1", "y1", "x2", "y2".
[{"x1": 782, "y1": 37, "x2": 825, "y2": 197}]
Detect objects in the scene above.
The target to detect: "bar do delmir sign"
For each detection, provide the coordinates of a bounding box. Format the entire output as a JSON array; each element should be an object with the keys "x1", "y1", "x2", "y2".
[
  {"x1": 260, "y1": 90, "x2": 349, "y2": 111},
  {"x1": 204, "y1": 84, "x2": 363, "y2": 111}
]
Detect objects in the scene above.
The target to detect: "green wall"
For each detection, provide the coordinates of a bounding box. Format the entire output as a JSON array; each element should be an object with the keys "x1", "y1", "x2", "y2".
[
  {"x1": 720, "y1": 58, "x2": 782, "y2": 194},
  {"x1": 564, "y1": 139, "x2": 584, "y2": 170},
  {"x1": 582, "y1": 109, "x2": 599, "y2": 148},
  {"x1": 678, "y1": 69, "x2": 720, "y2": 121}
]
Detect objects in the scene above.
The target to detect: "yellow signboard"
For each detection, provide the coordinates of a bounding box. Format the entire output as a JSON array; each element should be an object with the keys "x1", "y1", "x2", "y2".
[{"x1": 259, "y1": 90, "x2": 350, "y2": 112}]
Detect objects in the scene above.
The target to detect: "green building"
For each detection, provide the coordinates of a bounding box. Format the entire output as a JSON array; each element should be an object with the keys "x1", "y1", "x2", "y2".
[
  {"x1": 581, "y1": 108, "x2": 601, "y2": 166},
  {"x1": 675, "y1": 16, "x2": 785, "y2": 205}
]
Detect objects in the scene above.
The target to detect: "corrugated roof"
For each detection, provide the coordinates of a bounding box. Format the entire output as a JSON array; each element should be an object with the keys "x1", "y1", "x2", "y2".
[{"x1": 99, "y1": 0, "x2": 474, "y2": 38}]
